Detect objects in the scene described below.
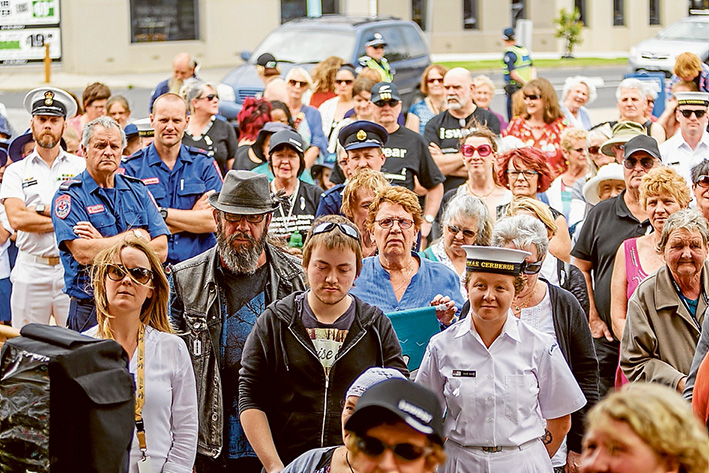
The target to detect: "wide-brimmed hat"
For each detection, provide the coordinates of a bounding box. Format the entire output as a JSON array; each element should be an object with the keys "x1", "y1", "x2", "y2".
[
  {"x1": 600, "y1": 121, "x2": 644, "y2": 157},
  {"x1": 208, "y1": 170, "x2": 279, "y2": 215},
  {"x1": 8, "y1": 130, "x2": 34, "y2": 162},
  {"x1": 583, "y1": 163, "x2": 625, "y2": 205}
]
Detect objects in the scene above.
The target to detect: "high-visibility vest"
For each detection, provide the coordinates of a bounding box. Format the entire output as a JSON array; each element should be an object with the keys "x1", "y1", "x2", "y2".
[
  {"x1": 502, "y1": 44, "x2": 532, "y2": 85},
  {"x1": 359, "y1": 56, "x2": 394, "y2": 82}
]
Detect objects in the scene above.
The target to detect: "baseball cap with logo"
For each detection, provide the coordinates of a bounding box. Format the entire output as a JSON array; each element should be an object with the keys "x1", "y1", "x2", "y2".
[
  {"x1": 371, "y1": 82, "x2": 401, "y2": 104},
  {"x1": 269, "y1": 129, "x2": 305, "y2": 156},
  {"x1": 256, "y1": 53, "x2": 278, "y2": 70}
]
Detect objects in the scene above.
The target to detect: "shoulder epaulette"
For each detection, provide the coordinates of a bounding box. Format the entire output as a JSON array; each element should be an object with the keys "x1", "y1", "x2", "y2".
[
  {"x1": 122, "y1": 148, "x2": 145, "y2": 162},
  {"x1": 59, "y1": 178, "x2": 81, "y2": 191},
  {"x1": 187, "y1": 146, "x2": 210, "y2": 157},
  {"x1": 120, "y1": 174, "x2": 144, "y2": 184}
]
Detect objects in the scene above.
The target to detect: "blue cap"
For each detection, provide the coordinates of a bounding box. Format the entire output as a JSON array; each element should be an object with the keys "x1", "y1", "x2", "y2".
[
  {"x1": 8, "y1": 130, "x2": 34, "y2": 162},
  {"x1": 124, "y1": 123, "x2": 139, "y2": 140},
  {"x1": 0, "y1": 114, "x2": 13, "y2": 139},
  {"x1": 338, "y1": 121, "x2": 388, "y2": 151},
  {"x1": 365, "y1": 32, "x2": 387, "y2": 48},
  {"x1": 502, "y1": 27, "x2": 515, "y2": 40}
]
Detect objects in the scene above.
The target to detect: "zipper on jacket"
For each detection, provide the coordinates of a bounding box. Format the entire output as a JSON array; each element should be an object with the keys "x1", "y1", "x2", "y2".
[{"x1": 321, "y1": 375, "x2": 329, "y2": 446}]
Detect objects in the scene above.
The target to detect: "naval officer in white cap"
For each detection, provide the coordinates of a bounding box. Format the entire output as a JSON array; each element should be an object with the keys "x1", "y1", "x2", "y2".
[{"x1": 0, "y1": 87, "x2": 85, "y2": 328}]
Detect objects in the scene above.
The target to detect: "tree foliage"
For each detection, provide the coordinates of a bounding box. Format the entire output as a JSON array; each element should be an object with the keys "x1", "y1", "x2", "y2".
[{"x1": 554, "y1": 7, "x2": 584, "y2": 58}]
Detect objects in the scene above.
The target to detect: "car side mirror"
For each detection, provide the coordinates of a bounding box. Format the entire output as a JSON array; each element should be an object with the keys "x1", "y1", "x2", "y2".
[{"x1": 240, "y1": 51, "x2": 252, "y2": 62}]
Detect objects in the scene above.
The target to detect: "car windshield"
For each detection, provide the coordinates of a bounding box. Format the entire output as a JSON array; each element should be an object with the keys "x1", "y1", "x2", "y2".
[
  {"x1": 251, "y1": 28, "x2": 357, "y2": 64},
  {"x1": 658, "y1": 20, "x2": 709, "y2": 41}
]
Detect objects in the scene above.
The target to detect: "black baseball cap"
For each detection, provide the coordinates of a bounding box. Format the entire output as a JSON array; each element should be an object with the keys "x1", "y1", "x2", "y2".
[
  {"x1": 269, "y1": 129, "x2": 305, "y2": 156},
  {"x1": 257, "y1": 53, "x2": 278, "y2": 69},
  {"x1": 623, "y1": 134, "x2": 661, "y2": 161},
  {"x1": 344, "y1": 378, "x2": 444, "y2": 446},
  {"x1": 371, "y1": 82, "x2": 401, "y2": 104}
]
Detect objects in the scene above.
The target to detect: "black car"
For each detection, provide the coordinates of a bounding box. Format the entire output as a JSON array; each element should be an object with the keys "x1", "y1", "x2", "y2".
[{"x1": 218, "y1": 15, "x2": 431, "y2": 119}]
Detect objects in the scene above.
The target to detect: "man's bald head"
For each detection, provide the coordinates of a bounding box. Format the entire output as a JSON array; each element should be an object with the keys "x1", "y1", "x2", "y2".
[
  {"x1": 173, "y1": 52, "x2": 196, "y2": 80},
  {"x1": 444, "y1": 68, "x2": 475, "y2": 116},
  {"x1": 152, "y1": 93, "x2": 188, "y2": 118}
]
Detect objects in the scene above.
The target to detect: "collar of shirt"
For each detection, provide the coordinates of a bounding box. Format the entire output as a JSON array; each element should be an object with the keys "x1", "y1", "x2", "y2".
[
  {"x1": 83, "y1": 168, "x2": 132, "y2": 195},
  {"x1": 146, "y1": 143, "x2": 194, "y2": 169},
  {"x1": 613, "y1": 189, "x2": 647, "y2": 224},
  {"x1": 454, "y1": 312, "x2": 521, "y2": 343}
]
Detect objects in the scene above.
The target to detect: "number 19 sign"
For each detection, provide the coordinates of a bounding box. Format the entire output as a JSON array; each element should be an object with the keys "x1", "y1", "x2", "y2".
[{"x1": 0, "y1": 0, "x2": 61, "y2": 64}]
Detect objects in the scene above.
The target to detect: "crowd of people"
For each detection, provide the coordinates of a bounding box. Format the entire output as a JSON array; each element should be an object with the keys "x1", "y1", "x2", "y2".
[{"x1": 2, "y1": 27, "x2": 709, "y2": 473}]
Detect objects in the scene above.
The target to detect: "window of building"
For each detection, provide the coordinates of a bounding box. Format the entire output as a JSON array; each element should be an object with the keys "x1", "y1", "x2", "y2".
[
  {"x1": 511, "y1": 0, "x2": 526, "y2": 27},
  {"x1": 649, "y1": 0, "x2": 660, "y2": 25},
  {"x1": 281, "y1": 0, "x2": 338, "y2": 23},
  {"x1": 574, "y1": 0, "x2": 587, "y2": 25},
  {"x1": 613, "y1": 0, "x2": 625, "y2": 26},
  {"x1": 412, "y1": 0, "x2": 426, "y2": 30},
  {"x1": 463, "y1": 0, "x2": 479, "y2": 30},
  {"x1": 130, "y1": 0, "x2": 199, "y2": 43}
]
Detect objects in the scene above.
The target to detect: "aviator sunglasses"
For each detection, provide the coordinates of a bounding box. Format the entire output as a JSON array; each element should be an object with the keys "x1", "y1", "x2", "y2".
[
  {"x1": 355, "y1": 435, "x2": 432, "y2": 462},
  {"x1": 106, "y1": 264, "x2": 153, "y2": 286},
  {"x1": 623, "y1": 156, "x2": 655, "y2": 170},
  {"x1": 311, "y1": 221, "x2": 359, "y2": 241}
]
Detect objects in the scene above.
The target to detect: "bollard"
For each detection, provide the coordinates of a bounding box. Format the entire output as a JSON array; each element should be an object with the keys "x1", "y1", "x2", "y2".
[{"x1": 44, "y1": 42, "x2": 51, "y2": 83}]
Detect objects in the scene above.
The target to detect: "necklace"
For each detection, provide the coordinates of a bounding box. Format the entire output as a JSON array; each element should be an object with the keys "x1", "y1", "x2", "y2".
[
  {"x1": 346, "y1": 451, "x2": 355, "y2": 473},
  {"x1": 513, "y1": 284, "x2": 538, "y2": 314},
  {"x1": 467, "y1": 180, "x2": 496, "y2": 199},
  {"x1": 426, "y1": 96, "x2": 441, "y2": 115},
  {"x1": 384, "y1": 258, "x2": 416, "y2": 294}
]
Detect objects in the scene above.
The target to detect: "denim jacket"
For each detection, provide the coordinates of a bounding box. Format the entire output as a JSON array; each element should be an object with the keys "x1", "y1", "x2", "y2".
[{"x1": 169, "y1": 243, "x2": 306, "y2": 458}]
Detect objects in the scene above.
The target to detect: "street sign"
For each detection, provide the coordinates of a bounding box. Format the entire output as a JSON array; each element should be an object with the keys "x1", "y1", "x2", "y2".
[{"x1": 0, "y1": 0, "x2": 61, "y2": 64}]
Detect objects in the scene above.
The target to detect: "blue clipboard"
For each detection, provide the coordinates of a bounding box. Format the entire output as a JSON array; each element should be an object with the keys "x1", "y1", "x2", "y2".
[{"x1": 386, "y1": 307, "x2": 440, "y2": 371}]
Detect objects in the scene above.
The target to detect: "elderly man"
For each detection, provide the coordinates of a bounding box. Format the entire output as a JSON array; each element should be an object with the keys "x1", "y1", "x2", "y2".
[
  {"x1": 149, "y1": 52, "x2": 199, "y2": 112},
  {"x1": 572, "y1": 134, "x2": 660, "y2": 396},
  {"x1": 0, "y1": 87, "x2": 85, "y2": 328},
  {"x1": 357, "y1": 32, "x2": 393, "y2": 82},
  {"x1": 614, "y1": 78, "x2": 666, "y2": 142},
  {"x1": 52, "y1": 116, "x2": 169, "y2": 331},
  {"x1": 170, "y1": 170, "x2": 306, "y2": 473},
  {"x1": 424, "y1": 67, "x2": 501, "y2": 193},
  {"x1": 122, "y1": 93, "x2": 223, "y2": 265},
  {"x1": 371, "y1": 82, "x2": 444, "y2": 241},
  {"x1": 660, "y1": 91, "x2": 709, "y2": 186}
]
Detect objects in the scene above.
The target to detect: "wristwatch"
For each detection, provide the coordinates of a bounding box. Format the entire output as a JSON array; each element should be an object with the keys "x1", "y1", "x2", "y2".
[
  {"x1": 133, "y1": 229, "x2": 144, "y2": 239},
  {"x1": 35, "y1": 204, "x2": 46, "y2": 215},
  {"x1": 423, "y1": 214, "x2": 435, "y2": 224},
  {"x1": 159, "y1": 207, "x2": 168, "y2": 220}
]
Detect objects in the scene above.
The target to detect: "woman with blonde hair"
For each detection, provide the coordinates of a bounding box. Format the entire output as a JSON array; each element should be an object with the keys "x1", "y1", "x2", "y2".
[
  {"x1": 406, "y1": 64, "x2": 449, "y2": 134},
  {"x1": 87, "y1": 237, "x2": 197, "y2": 473},
  {"x1": 580, "y1": 382, "x2": 709, "y2": 473},
  {"x1": 285, "y1": 67, "x2": 329, "y2": 167},
  {"x1": 341, "y1": 168, "x2": 390, "y2": 257}
]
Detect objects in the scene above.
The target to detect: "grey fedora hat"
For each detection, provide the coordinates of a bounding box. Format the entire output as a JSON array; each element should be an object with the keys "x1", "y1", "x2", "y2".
[{"x1": 209, "y1": 170, "x2": 279, "y2": 215}]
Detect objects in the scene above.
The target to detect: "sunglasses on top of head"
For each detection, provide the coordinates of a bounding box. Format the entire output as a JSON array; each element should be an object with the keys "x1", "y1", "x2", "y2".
[{"x1": 311, "y1": 221, "x2": 359, "y2": 240}]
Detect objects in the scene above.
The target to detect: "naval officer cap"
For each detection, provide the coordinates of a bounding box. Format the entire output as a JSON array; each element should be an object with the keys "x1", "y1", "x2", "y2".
[
  {"x1": 23, "y1": 87, "x2": 77, "y2": 118},
  {"x1": 133, "y1": 118, "x2": 154, "y2": 138},
  {"x1": 676, "y1": 91, "x2": 709, "y2": 107},
  {"x1": 463, "y1": 245, "x2": 531, "y2": 276},
  {"x1": 338, "y1": 120, "x2": 388, "y2": 151}
]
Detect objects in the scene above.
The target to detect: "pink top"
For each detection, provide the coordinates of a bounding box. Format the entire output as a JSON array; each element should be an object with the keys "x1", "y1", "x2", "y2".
[{"x1": 624, "y1": 237, "x2": 649, "y2": 299}]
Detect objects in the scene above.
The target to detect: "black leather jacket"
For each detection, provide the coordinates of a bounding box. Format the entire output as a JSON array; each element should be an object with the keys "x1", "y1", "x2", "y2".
[{"x1": 169, "y1": 243, "x2": 306, "y2": 458}]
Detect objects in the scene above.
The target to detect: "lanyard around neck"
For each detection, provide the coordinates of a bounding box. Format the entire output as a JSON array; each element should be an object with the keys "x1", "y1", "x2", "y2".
[
  {"x1": 669, "y1": 273, "x2": 707, "y2": 330},
  {"x1": 133, "y1": 324, "x2": 148, "y2": 455}
]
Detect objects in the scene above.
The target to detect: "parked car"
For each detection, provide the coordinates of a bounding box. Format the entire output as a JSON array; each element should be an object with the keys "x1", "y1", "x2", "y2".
[
  {"x1": 628, "y1": 13, "x2": 709, "y2": 77},
  {"x1": 218, "y1": 15, "x2": 431, "y2": 120}
]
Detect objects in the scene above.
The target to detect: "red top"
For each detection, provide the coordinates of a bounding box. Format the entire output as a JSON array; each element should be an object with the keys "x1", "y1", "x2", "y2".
[
  {"x1": 309, "y1": 91, "x2": 336, "y2": 109},
  {"x1": 503, "y1": 116, "x2": 568, "y2": 176}
]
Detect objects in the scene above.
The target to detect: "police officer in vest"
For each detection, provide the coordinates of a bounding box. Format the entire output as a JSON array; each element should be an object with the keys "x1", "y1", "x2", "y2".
[
  {"x1": 502, "y1": 26, "x2": 536, "y2": 121},
  {"x1": 121, "y1": 93, "x2": 223, "y2": 265},
  {"x1": 357, "y1": 32, "x2": 394, "y2": 82},
  {"x1": 0, "y1": 87, "x2": 85, "y2": 329},
  {"x1": 52, "y1": 116, "x2": 170, "y2": 331}
]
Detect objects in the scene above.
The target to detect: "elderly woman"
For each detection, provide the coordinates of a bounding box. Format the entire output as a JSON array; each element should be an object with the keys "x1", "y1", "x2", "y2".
[
  {"x1": 406, "y1": 64, "x2": 449, "y2": 134},
  {"x1": 560, "y1": 76, "x2": 596, "y2": 130},
  {"x1": 614, "y1": 78, "x2": 666, "y2": 143},
  {"x1": 547, "y1": 128, "x2": 589, "y2": 222},
  {"x1": 492, "y1": 215, "x2": 599, "y2": 473},
  {"x1": 341, "y1": 168, "x2": 390, "y2": 258},
  {"x1": 621, "y1": 209, "x2": 709, "y2": 392},
  {"x1": 421, "y1": 193, "x2": 492, "y2": 299},
  {"x1": 610, "y1": 167, "x2": 691, "y2": 341},
  {"x1": 349, "y1": 186, "x2": 464, "y2": 322},
  {"x1": 285, "y1": 67, "x2": 329, "y2": 168},
  {"x1": 580, "y1": 383, "x2": 709, "y2": 473},
  {"x1": 182, "y1": 80, "x2": 238, "y2": 175},
  {"x1": 86, "y1": 237, "x2": 197, "y2": 473},
  {"x1": 416, "y1": 245, "x2": 586, "y2": 473},
  {"x1": 497, "y1": 146, "x2": 572, "y2": 262},
  {"x1": 503, "y1": 78, "x2": 568, "y2": 176},
  {"x1": 107, "y1": 95, "x2": 131, "y2": 128},
  {"x1": 473, "y1": 74, "x2": 507, "y2": 130}
]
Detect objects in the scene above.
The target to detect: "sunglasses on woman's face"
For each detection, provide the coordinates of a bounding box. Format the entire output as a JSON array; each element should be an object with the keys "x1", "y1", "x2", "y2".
[
  {"x1": 288, "y1": 79, "x2": 308, "y2": 88},
  {"x1": 336, "y1": 79, "x2": 354, "y2": 85},
  {"x1": 587, "y1": 145, "x2": 601, "y2": 154},
  {"x1": 522, "y1": 260, "x2": 543, "y2": 275},
  {"x1": 447, "y1": 225, "x2": 476, "y2": 239},
  {"x1": 355, "y1": 435, "x2": 432, "y2": 462},
  {"x1": 695, "y1": 175, "x2": 709, "y2": 189},
  {"x1": 524, "y1": 94, "x2": 541, "y2": 101},
  {"x1": 106, "y1": 264, "x2": 153, "y2": 285},
  {"x1": 199, "y1": 94, "x2": 219, "y2": 101},
  {"x1": 427, "y1": 77, "x2": 444, "y2": 84},
  {"x1": 460, "y1": 143, "x2": 493, "y2": 157}
]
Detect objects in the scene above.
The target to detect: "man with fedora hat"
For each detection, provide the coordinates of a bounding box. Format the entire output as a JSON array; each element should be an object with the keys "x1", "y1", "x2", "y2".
[
  {"x1": 573, "y1": 133, "x2": 660, "y2": 396},
  {"x1": 170, "y1": 170, "x2": 305, "y2": 473},
  {"x1": 0, "y1": 87, "x2": 85, "y2": 329}
]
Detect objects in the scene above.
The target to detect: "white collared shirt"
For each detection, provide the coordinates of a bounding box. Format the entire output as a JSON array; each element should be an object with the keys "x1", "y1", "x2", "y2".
[
  {"x1": 659, "y1": 130, "x2": 709, "y2": 188},
  {"x1": 416, "y1": 314, "x2": 586, "y2": 447},
  {"x1": 0, "y1": 149, "x2": 85, "y2": 257}
]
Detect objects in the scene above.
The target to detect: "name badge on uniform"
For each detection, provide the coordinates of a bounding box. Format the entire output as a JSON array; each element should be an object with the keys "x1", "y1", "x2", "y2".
[
  {"x1": 137, "y1": 455, "x2": 154, "y2": 473},
  {"x1": 142, "y1": 177, "x2": 160, "y2": 185},
  {"x1": 452, "y1": 370, "x2": 476, "y2": 377},
  {"x1": 22, "y1": 179, "x2": 38, "y2": 188},
  {"x1": 87, "y1": 204, "x2": 105, "y2": 215}
]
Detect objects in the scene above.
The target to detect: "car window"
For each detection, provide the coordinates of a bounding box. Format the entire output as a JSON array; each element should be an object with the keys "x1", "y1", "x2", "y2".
[
  {"x1": 658, "y1": 20, "x2": 709, "y2": 41},
  {"x1": 399, "y1": 25, "x2": 428, "y2": 59},
  {"x1": 369, "y1": 26, "x2": 410, "y2": 62},
  {"x1": 251, "y1": 28, "x2": 357, "y2": 64}
]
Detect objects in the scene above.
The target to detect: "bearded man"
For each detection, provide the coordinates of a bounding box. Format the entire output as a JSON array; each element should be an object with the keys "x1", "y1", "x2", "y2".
[{"x1": 169, "y1": 170, "x2": 305, "y2": 473}]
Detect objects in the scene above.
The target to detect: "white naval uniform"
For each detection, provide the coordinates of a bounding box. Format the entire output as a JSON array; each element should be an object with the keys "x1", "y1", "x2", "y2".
[
  {"x1": 0, "y1": 149, "x2": 85, "y2": 328},
  {"x1": 659, "y1": 130, "x2": 709, "y2": 190},
  {"x1": 416, "y1": 313, "x2": 586, "y2": 473}
]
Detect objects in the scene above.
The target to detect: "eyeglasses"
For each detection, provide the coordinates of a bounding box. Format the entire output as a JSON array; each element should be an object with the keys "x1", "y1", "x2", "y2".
[
  {"x1": 376, "y1": 217, "x2": 414, "y2": 229},
  {"x1": 523, "y1": 94, "x2": 541, "y2": 100},
  {"x1": 355, "y1": 435, "x2": 432, "y2": 462},
  {"x1": 460, "y1": 143, "x2": 493, "y2": 157},
  {"x1": 374, "y1": 99, "x2": 399, "y2": 108},
  {"x1": 522, "y1": 260, "x2": 543, "y2": 275},
  {"x1": 447, "y1": 225, "x2": 476, "y2": 239},
  {"x1": 222, "y1": 212, "x2": 267, "y2": 223},
  {"x1": 506, "y1": 169, "x2": 539, "y2": 180},
  {"x1": 623, "y1": 156, "x2": 656, "y2": 170},
  {"x1": 336, "y1": 79, "x2": 354, "y2": 85},
  {"x1": 427, "y1": 77, "x2": 444, "y2": 84},
  {"x1": 695, "y1": 175, "x2": 709, "y2": 188},
  {"x1": 680, "y1": 109, "x2": 707, "y2": 119},
  {"x1": 587, "y1": 145, "x2": 601, "y2": 154},
  {"x1": 106, "y1": 264, "x2": 153, "y2": 286},
  {"x1": 288, "y1": 79, "x2": 308, "y2": 88},
  {"x1": 198, "y1": 94, "x2": 219, "y2": 101},
  {"x1": 311, "y1": 221, "x2": 359, "y2": 241}
]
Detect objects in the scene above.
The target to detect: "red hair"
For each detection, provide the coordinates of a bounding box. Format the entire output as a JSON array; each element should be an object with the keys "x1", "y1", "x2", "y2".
[
  {"x1": 497, "y1": 147, "x2": 555, "y2": 193},
  {"x1": 237, "y1": 98, "x2": 272, "y2": 141}
]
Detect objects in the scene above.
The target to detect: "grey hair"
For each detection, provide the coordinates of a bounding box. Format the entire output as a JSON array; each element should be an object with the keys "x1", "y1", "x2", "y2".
[
  {"x1": 563, "y1": 76, "x2": 597, "y2": 104},
  {"x1": 473, "y1": 74, "x2": 495, "y2": 92},
  {"x1": 616, "y1": 78, "x2": 647, "y2": 101},
  {"x1": 657, "y1": 209, "x2": 709, "y2": 254},
  {"x1": 181, "y1": 79, "x2": 217, "y2": 112},
  {"x1": 491, "y1": 214, "x2": 549, "y2": 258},
  {"x1": 442, "y1": 193, "x2": 493, "y2": 245},
  {"x1": 691, "y1": 159, "x2": 709, "y2": 184},
  {"x1": 81, "y1": 116, "x2": 126, "y2": 149},
  {"x1": 285, "y1": 67, "x2": 313, "y2": 89}
]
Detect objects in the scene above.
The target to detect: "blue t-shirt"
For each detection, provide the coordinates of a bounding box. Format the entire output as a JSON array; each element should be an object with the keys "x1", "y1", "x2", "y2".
[
  {"x1": 315, "y1": 183, "x2": 344, "y2": 218},
  {"x1": 408, "y1": 100, "x2": 436, "y2": 135}
]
